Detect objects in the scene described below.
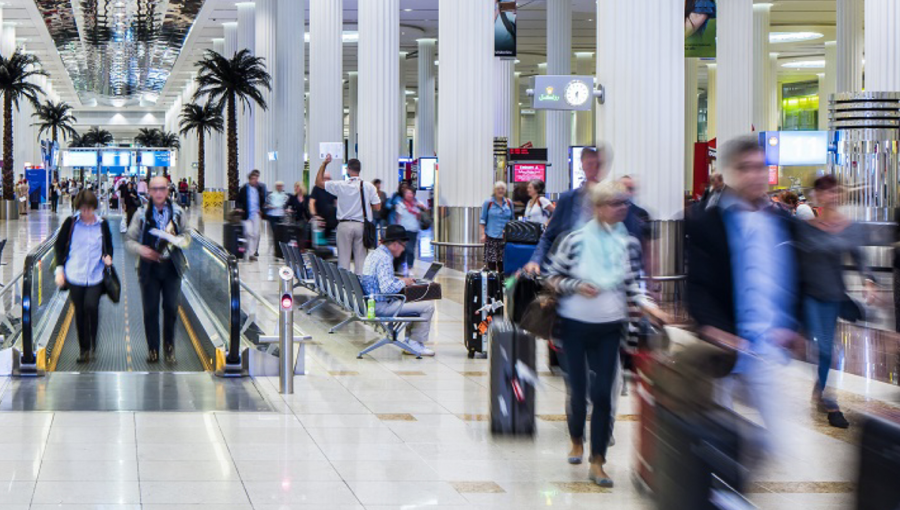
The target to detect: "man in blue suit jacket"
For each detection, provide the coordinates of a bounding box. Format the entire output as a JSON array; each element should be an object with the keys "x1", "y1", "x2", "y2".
[{"x1": 524, "y1": 146, "x2": 610, "y2": 273}]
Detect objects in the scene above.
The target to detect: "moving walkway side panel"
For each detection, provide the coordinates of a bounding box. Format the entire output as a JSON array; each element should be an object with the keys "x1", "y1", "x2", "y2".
[{"x1": 18, "y1": 228, "x2": 62, "y2": 375}]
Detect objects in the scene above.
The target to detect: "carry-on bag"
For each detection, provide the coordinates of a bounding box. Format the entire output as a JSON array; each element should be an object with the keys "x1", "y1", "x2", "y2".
[
  {"x1": 489, "y1": 320, "x2": 537, "y2": 436},
  {"x1": 464, "y1": 270, "x2": 504, "y2": 358}
]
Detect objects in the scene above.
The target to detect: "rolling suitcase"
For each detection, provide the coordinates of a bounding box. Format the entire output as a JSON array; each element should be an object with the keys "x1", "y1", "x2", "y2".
[
  {"x1": 857, "y1": 415, "x2": 900, "y2": 510},
  {"x1": 464, "y1": 270, "x2": 504, "y2": 358},
  {"x1": 273, "y1": 220, "x2": 303, "y2": 259},
  {"x1": 504, "y1": 220, "x2": 543, "y2": 245},
  {"x1": 507, "y1": 274, "x2": 542, "y2": 324},
  {"x1": 502, "y1": 242, "x2": 537, "y2": 276},
  {"x1": 489, "y1": 320, "x2": 537, "y2": 436},
  {"x1": 222, "y1": 223, "x2": 245, "y2": 259}
]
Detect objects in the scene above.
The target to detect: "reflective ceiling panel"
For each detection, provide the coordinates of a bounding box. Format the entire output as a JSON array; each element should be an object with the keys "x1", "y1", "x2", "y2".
[{"x1": 35, "y1": 0, "x2": 206, "y2": 106}]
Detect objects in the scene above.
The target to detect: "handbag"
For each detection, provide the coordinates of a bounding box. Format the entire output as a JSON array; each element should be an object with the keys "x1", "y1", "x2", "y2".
[
  {"x1": 360, "y1": 181, "x2": 377, "y2": 249},
  {"x1": 519, "y1": 290, "x2": 558, "y2": 340},
  {"x1": 404, "y1": 282, "x2": 443, "y2": 302},
  {"x1": 101, "y1": 228, "x2": 121, "y2": 303},
  {"x1": 839, "y1": 295, "x2": 866, "y2": 323},
  {"x1": 418, "y1": 209, "x2": 433, "y2": 231}
]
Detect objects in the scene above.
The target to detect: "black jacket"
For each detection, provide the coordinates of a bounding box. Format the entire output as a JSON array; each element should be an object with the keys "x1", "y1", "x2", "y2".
[
  {"x1": 685, "y1": 200, "x2": 801, "y2": 336},
  {"x1": 54, "y1": 216, "x2": 113, "y2": 272},
  {"x1": 236, "y1": 183, "x2": 268, "y2": 221},
  {"x1": 287, "y1": 193, "x2": 311, "y2": 223}
]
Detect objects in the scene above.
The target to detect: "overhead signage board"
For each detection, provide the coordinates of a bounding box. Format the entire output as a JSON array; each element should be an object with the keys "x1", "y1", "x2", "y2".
[
  {"x1": 760, "y1": 131, "x2": 828, "y2": 167},
  {"x1": 62, "y1": 151, "x2": 98, "y2": 167},
  {"x1": 494, "y1": 1, "x2": 517, "y2": 57},
  {"x1": 508, "y1": 147, "x2": 548, "y2": 162},
  {"x1": 532, "y1": 76, "x2": 594, "y2": 111},
  {"x1": 140, "y1": 151, "x2": 172, "y2": 167},
  {"x1": 102, "y1": 151, "x2": 132, "y2": 167}
]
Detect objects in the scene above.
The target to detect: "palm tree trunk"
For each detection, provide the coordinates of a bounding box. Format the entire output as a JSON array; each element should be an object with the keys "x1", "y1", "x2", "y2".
[
  {"x1": 227, "y1": 93, "x2": 238, "y2": 202},
  {"x1": 51, "y1": 127, "x2": 58, "y2": 181},
  {"x1": 197, "y1": 130, "x2": 205, "y2": 193},
  {"x1": 2, "y1": 95, "x2": 14, "y2": 201}
]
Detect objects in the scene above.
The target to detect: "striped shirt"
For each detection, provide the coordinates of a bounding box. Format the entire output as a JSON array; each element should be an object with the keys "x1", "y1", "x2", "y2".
[{"x1": 546, "y1": 228, "x2": 653, "y2": 328}]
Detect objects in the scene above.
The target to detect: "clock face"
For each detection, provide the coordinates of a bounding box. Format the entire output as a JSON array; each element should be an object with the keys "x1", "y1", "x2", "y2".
[{"x1": 565, "y1": 81, "x2": 591, "y2": 107}]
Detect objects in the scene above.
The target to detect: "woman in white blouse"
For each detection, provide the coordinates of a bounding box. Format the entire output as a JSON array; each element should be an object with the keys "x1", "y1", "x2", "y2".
[{"x1": 523, "y1": 179, "x2": 555, "y2": 224}]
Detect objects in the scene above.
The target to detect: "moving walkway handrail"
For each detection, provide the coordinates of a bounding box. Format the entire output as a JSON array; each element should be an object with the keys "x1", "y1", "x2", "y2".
[
  {"x1": 21, "y1": 227, "x2": 61, "y2": 367},
  {"x1": 185, "y1": 229, "x2": 242, "y2": 365}
]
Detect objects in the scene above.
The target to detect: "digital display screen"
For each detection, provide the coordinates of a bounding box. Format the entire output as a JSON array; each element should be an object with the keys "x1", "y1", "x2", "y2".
[
  {"x1": 419, "y1": 157, "x2": 436, "y2": 190},
  {"x1": 513, "y1": 164, "x2": 546, "y2": 183},
  {"x1": 62, "y1": 151, "x2": 98, "y2": 167},
  {"x1": 507, "y1": 147, "x2": 548, "y2": 162},
  {"x1": 140, "y1": 151, "x2": 172, "y2": 167},
  {"x1": 102, "y1": 151, "x2": 131, "y2": 167}
]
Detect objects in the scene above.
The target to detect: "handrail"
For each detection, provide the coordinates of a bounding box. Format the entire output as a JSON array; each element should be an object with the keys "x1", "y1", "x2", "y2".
[
  {"x1": 186, "y1": 229, "x2": 242, "y2": 365},
  {"x1": 21, "y1": 227, "x2": 61, "y2": 366}
]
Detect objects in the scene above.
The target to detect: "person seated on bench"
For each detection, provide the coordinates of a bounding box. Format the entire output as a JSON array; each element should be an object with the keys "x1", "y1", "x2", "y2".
[{"x1": 361, "y1": 225, "x2": 436, "y2": 357}]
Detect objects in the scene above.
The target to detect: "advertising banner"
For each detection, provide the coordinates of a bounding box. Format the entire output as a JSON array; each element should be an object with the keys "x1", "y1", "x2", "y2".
[
  {"x1": 685, "y1": 0, "x2": 716, "y2": 58},
  {"x1": 495, "y1": 1, "x2": 517, "y2": 57},
  {"x1": 513, "y1": 164, "x2": 546, "y2": 183}
]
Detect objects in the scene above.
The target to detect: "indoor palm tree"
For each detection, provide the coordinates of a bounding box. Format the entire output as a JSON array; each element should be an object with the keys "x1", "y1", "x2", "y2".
[
  {"x1": 193, "y1": 49, "x2": 271, "y2": 201},
  {"x1": 0, "y1": 49, "x2": 47, "y2": 202},
  {"x1": 156, "y1": 130, "x2": 181, "y2": 178},
  {"x1": 68, "y1": 132, "x2": 86, "y2": 148},
  {"x1": 179, "y1": 103, "x2": 223, "y2": 193},
  {"x1": 83, "y1": 126, "x2": 113, "y2": 147},
  {"x1": 134, "y1": 127, "x2": 160, "y2": 148},
  {"x1": 31, "y1": 100, "x2": 78, "y2": 144}
]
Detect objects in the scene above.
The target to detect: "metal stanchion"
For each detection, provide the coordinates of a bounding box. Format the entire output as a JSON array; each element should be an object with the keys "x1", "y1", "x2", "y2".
[{"x1": 278, "y1": 266, "x2": 295, "y2": 394}]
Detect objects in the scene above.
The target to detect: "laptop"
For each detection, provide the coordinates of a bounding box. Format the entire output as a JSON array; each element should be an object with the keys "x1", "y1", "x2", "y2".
[{"x1": 415, "y1": 262, "x2": 444, "y2": 284}]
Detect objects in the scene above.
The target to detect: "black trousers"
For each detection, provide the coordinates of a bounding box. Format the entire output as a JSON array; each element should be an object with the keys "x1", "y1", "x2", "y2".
[
  {"x1": 126, "y1": 209, "x2": 137, "y2": 230},
  {"x1": 560, "y1": 318, "x2": 623, "y2": 460},
  {"x1": 69, "y1": 283, "x2": 104, "y2": 354},
  {"x1": 140, "y1": 261, "x2": 181, "y2": 353}
]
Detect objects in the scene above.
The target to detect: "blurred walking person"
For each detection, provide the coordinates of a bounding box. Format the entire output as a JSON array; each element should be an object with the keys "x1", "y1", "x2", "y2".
[
  {"x1": 546, "y1": 181, "x2": 668, "y2": 488},
  {"x1": 236, "y1": 169, "x2": 268, "y2": 262},
  {"x1": 126, "y1": 176, "x2": 187, "y2": 364},
  {"x1": 54, "y1": 190, "x2": 113, "y2": 363}
]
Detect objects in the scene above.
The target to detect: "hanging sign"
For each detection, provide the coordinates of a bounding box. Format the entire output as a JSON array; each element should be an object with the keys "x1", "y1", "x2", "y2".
[
  {"x1": 532, "y1": 76, "x2": 594, "y2": 111},
  {"x1": 494, "y1": 1, "x2": 517, "y2": 57}
]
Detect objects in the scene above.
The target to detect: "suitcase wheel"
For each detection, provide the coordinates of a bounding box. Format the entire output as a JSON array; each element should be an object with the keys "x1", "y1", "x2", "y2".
[{"x1": 467, "y1": 351, "x2": 475, "y2": 359}]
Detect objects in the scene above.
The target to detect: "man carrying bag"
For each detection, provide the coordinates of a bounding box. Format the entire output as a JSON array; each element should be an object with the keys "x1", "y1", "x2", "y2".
[{"x1": 314, "y1": 154, "x2": 382, "y2": 273}]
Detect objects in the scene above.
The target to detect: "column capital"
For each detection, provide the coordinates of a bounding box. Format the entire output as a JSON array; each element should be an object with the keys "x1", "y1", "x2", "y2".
[
  {"x1": 221, "y1": 21, "x2": 237, "y2": 28},
  {"x1": 753, "y1": 3, "x2": 773, "y2": 11},
  {"x1": 574, "y1": 52, "x2": 594, "y2": 58},
  {"x1": 824, "y1": 40, "x2": 836, "y2": 48},
  {"x1": 416, "y1": 38, "x2": 437, "y2": 44}
]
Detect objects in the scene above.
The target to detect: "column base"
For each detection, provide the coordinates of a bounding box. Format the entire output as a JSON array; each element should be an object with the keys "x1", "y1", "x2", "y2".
[{"x1": 434, "y1": 206, "x2": 483, "y2": 271}]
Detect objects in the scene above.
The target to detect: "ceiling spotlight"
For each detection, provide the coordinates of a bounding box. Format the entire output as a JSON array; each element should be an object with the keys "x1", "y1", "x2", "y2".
[
  {"x1": 769, "y1": 32, "x2": 823, "y2": 44},
  {"x1": 403, "y1": 8, "x2": 413, "y2": 12},
  {"x1": 781, "y1": 59, "x2": 826, "y2": 69}
]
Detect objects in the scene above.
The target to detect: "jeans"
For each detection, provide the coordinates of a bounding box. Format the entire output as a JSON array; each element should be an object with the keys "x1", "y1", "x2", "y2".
[
  {"x1": 69, "y1": 283, "x2": 103, "y2": 354},
  {"x1": 560, "y1": 317, "x2": 623, "y2": 460},
  {"x1": 140, "y1": 261, "x2": 182, "y2": 353},
  {"x1": 402, "y1": 230, "x2": 419, "y2": 270},
  {"x1": 802, "y1": 296, "x2": 841, "y2": 393}
]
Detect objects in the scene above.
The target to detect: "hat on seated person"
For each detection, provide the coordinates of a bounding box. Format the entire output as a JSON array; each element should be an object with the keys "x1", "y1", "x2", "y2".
[{"x1": 382, "y1": 225, "x2": 410, "y2": 244}]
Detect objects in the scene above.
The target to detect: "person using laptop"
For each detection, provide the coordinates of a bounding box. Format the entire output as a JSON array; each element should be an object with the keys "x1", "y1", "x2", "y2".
[{"x1": 361, "y1": 225, "x2": 436, "y2": 357}]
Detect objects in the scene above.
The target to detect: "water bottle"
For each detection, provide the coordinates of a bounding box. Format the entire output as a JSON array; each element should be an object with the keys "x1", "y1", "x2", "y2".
[{"x1": 367, "y1": 297, "x2": 376, "y2": 319}]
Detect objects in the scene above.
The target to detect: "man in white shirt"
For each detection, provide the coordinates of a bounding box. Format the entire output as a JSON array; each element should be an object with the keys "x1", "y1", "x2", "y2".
[{"x1": 315, "y1": 154, "x2": 382, "y2": 273}]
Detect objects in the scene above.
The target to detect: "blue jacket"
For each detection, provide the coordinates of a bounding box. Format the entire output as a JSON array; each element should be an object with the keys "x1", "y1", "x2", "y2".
[{"x1": 529, "y1": 187, "x2": 587, "y2": 266}]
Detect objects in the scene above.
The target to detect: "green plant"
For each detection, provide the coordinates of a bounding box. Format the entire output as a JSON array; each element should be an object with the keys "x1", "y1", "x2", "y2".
[
  {"x1": 0, "y1": 49, "x2": 47, "y2": 201},
  {"x1": 179, "y1": 103, "x2": 223, "y2": 193},
  {"x1": 193, "y1": 49, "x2": 271, "y2": 201},
  {"x1": 32, "y1": 100, "x2": 78, "y2": 143}
]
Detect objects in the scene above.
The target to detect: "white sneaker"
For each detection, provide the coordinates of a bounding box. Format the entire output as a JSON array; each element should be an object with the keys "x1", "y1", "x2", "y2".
[{"x1": 403, "y1": 341, "x2": 435, "y2": 357}]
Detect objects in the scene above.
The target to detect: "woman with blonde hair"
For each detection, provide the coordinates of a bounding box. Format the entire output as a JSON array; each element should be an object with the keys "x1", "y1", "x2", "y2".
[{"x1": 479, "y1": 181, "x2": 514, "y2": 273}]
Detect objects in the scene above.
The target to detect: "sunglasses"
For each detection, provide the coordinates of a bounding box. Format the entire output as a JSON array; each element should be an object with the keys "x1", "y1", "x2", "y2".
[{"x1": 149, "y1": 186, "x2": 168, "y2": 192}]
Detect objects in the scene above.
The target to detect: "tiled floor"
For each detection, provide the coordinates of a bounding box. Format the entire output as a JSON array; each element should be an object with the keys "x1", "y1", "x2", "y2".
[{"x1": 0, "y1": 208, "x2": 896, "y2": 509}]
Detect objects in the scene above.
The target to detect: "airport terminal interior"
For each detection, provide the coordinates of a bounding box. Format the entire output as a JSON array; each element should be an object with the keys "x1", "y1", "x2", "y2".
[{"x1": 0, "y1": 0, "x2": 896, "y2": 509}]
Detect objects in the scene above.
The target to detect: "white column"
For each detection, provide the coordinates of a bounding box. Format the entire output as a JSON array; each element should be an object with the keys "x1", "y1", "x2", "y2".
[
  {"x1": 399, "y1": 52, "x2": 408, "y2": 158},
  {"x1": 415, "y1": 39, "x2": 436, "y2": 159},
  {"x1": 254, "y1": 0, "x2": 276, "y2": 181},
  {"x1": 206, "y1": 37, "x2": 225, "y2": 190},
  {"x1": 347, "y1": 71, "x2": 358, "y2": 158},
  {"x1": 685, "y1": 58, "x2": 698, "y2": 192},
  {"x1": 275, "y1": 0, "x2": 305, "y2": 189},
  {"x1": 597, "y1": 0, "x2": 683, "y2": 218},
  {"x1": 819, "y1": 43, "x2": 836, "y2": 131},
  {"x1": 717, "y1": 0, "x2": 753, "y2": 144},
  {"x1": 575, "y1": 52, "x2": 593, "y2": 146},
  {"x1": 512, "y1": 71, "x2": 521, "y2": 147},
  {"x1": 1, "y1": 23, "x2": 14, "y2": 56},
  {"x1": 752, "y1": 3, "x2": 770, "y2": 132},
  {"x1": 770, "y1": 52, "x2": 781, "y2": 131},
  {"x1": 309, "y1": 0, "x2": 343, "y2": 174},
  {"x1": 224, "y1": 22, "x2": 237, "y2": 56},
  {"x1": 493, "y1": 58, "x2": 514, "y2": 140},
  {"x1": 358, "y1": 0, "x2": 398, "y2": 190},
  {"x1": 865, "y1": 0, "x2": 900, "y2": 91},
  {"x1": 236, "y1": 2, "x2": 256, "y2": 176},
  {"x1": 837, "y1": 0, "x2": 864, "y2": 92},
  {"x1": 546, "y1": 0, "x2": 572, "y2": 193},
  {"x1": 438, "y1": 0, "x2": 493, "y2": 208},
  {"x1": 706, "y1": 63, "x2": 717, "y2": 140}
]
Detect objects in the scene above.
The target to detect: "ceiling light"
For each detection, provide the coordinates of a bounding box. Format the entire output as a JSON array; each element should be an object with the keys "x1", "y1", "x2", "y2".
[
  {"x1": 303, "y1": 31, "x2": 359, "y2": 43},
  {"x1": 769, "y1": 32, "x2": 823, "y2": 44},
  {"x1": 781, "y1": 59, "x2": 826, "y2": 69},
  {"x1": 403, "y1": 8, "x2": 413, "y2": 12}
]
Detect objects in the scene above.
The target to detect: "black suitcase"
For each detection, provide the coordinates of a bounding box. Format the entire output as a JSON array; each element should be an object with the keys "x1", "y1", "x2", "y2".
[
  {"x1": 653, "y1": 405, "x2": 755, "y2": 510},
  {"x1": 489, "y1": 320, "x2": 536, "y2": 436},
  {"x1": 857, "y1": 415, "x2": 900, "y2": 510},
  {"x1": 222, "y1": 223, "x2": 245, "y2": 259},
  {"x1": 504, "y1": 220, "x2": 543, "y2": 245},
  {"x1": 507, "y1": 274, "x2": 542, "y2": 324},
  {"x1": 273, "y1": 221, "x2": 303, "y2": 259},
  {"x1": 464, "y1": 270, "x2": 504, "y2": 358}
]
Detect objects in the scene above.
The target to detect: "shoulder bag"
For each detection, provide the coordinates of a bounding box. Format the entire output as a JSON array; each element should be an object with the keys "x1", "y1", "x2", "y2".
[
  {"x1": 360, "y1": 181, "x2": 378, "y2": 249},
  {"x1": 101, "y1": 220, "x2": 121, "y2": 303}
]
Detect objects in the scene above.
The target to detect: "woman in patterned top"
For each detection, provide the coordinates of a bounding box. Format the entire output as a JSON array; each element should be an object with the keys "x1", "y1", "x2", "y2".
[
  {"x1": 546, "y1": 181, "x2": 670, "y2": 488},
  {"x1": 685, "y1": 0, "x2": 716, "y2": 38}
]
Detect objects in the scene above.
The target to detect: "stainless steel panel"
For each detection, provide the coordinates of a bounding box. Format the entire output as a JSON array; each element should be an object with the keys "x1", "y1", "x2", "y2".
[
  {"x1": 832, "y1": 91, "x2": 900, "y2": 101},
  {"x1": 436, "y1": 206, "x2": 482, "y2": 245}
]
